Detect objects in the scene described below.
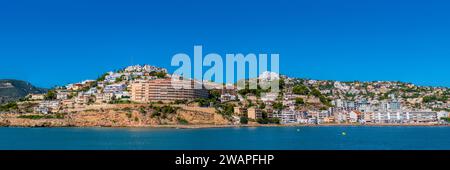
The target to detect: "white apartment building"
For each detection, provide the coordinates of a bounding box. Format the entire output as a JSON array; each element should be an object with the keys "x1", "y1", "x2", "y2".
[
  {"x1": 272, "y1": 109, "x2": 300, "y2": 124},
  {"x1": 372, "y1": 111, "x2": 438, "y2": 123}
]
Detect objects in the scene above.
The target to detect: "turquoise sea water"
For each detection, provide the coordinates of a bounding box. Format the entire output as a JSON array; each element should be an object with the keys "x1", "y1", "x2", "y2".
[{"x1": 1, "y1": 126, "x2": 449, "y2": 150}]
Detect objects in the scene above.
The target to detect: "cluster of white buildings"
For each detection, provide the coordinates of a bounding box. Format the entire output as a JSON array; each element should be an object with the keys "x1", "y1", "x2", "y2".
[
  {"x1": 267, "y1": 108, "x2": 449, "y2": 125},
  {"x1": 330, "y1": 97, "x2": 449, "y2": 124},
  {"x1": 31, "y1": 65, "x2": 168, "y2": 114}
]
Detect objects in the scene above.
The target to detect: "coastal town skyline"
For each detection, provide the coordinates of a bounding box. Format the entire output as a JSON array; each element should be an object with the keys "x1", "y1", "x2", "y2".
[
  {"x1": 3, "y1": 1, "x2": 450, "y2": 166},
  {"x1": 1, "y1": 63, "x2": 449, "y2": 127},
  {"x1": 0, "y1": 0, "x2": 449, "y2": 130}
]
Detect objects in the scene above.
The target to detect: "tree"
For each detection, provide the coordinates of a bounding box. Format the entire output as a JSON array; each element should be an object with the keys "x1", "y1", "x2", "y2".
[
  {"x1": 293, "y1": 85, "x2": 310, "y2": 95},
  {"x1": 150, "y1": 71, "x2": 166, "y2": 78},
  {"x1": 268, "y1": 118, "x2": 281, "y2": 124},
  {"x1": 209, "y1": 90, "x2": 221, "y2": 100},
  {"x1": 177, "y1": 117, "x2": 189, "y2": 125},
  {"x1": 273, "y1": 102, "x2": 284, "y2": 111},
  {"x1": 240, "y1": 117, "x2": 249, "y2": 124},
  {"x1": 215, "y1": 103, "x2": 234, "y2": 117},
  {"x1": 195, "y1": 98, "x2": 211, "y2": 107},
  {"x1": 44, "y1": 90, "x2": 57, "y2": 100},
  {"x1": 256, "y1": 117, "x2": 280, "y2": 124},
  {"x1": 0, "y1": 102, "x2": 18, "y2": 112},
  {"x1": 423, "y1": 95, "x2": 437, "y2": 103},
  {"x1": 259, "y1": 102, "x2": 266, "y2": 109},
  {"x1": 295, "y1": 98, "x2": 305, "y2": 106},
  {"x1": 115, "y1": 76, "x2": 124, "y2": 83},
  {"x1": 256, "y1": 118, "x2": 268, "y2": 124},
  {"x1": 319, "y1": 96, "x2": 332, "y2": 107},
  {"x1": 96, "y1": 73, "x2": 109, "y2": 82},
  {"x1": 310, "y1": 88, "x2": 322, "y2": 97}
]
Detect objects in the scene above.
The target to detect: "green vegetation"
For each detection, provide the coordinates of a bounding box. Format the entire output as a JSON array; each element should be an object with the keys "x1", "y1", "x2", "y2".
[
  {"x1": 279, "y1": 77, "x2": 286, "y2": 90},
  {"x1": 256, "y1": 118, "x2": 280, "y2": 124},
  {"x1": 345, "y1": 92, "x2": 356, "y2": 99},
  {"x1": 259, "y1": 102, "x2": 266, "y2": 109},
  {"x1": 150, "y1": 105, "x2": 178, "y2": 118},
  {"x1": 310, "y1": 87, "x2": 322, "y2": 97},
  {"x1": 109, "y1": 99, "x2": 133, "y2": 104},
  {"x1": 298, "y1": 87, "x2": 333, "y2": 107},
  {"x1": 215, "y1": 103, "x2": 235, "y2": 117},
  {"x1": 177, "y1": 117, "x2": 189, "y2": 125},
  {"x1": 139, "y1": 107, "x2": 147, "y2": 115},
  {"x1": 174, "y1": 99, "x2": 188, "y2": 105},
  {"x1": 209, "y1": 90, "x2": 221, "y2": 100},
  {"x1": 44, "y1": 90, "x2": 57, "y2": 100},
  {"x1": 441, "y1": 117, "x2": 450, "y2": 123},
  {"x1": 240, "y1": 116, "x2": 248, "y2": 124},
  {"x1": 272, "y1": 102, "x2": 284, "y2": 111},
  {"x1": 378, "y1": 93, "x2": 389, "y2": 100},
  {"x1": 0, "y1": 79, "x2": 47, "y2": 104},
  {"x1": 0, "y1": 102, "x2": 18, "y2": 112},
  {"x1": 18, "y1": 113, "x2": 67, "y2": 119},
  {"x1": 195, "y1": 98, "x2": 213, "y2": 107},
  {"x1": 318, "y1": 83, "x2": 334, "y2": 90},
  {"x1": 433, "y1": 108, "x2": 450, "y2": 112},
  {"x1": 96, "y1": 73, "x2": 109, "y2": 82},
  {"x1": 423, "y1": 95, "x2": 448, "y2": 103},
  {"x1": 192, "y1": 90, "x2": 223, "y2": 107},
  {"x1": 319, "y1": 95, "x2": 332, "y2": 107},
  {"x1": 295, "y1": 98, "x2": 305, "y2": 106},
  {"x1": 292, "y1": 85, "x2": 310, "y2": 95},
  {"x1": 126, "y1": 112, "x2": 133, "y2": 118},
  {"x1": 149, "y1": 71, "x2": 167, "y2": 78},
  {"x1": 237, "y1": 81, "x2": 271, "y2": 98},
  {"x1": 114, "y1": 76, "x2": 124, "y2": 83}
]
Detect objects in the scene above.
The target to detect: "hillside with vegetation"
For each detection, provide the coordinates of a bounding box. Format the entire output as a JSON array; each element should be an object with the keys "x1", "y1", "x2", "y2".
[{"x1": 0, "y1": 79, "x2": 47, "y2": 104}]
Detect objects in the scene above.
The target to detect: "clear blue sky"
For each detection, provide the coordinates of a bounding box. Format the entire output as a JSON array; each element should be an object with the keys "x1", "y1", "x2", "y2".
[{"x1": 1, "y1": 0, "x2": 449, "y2": 88}]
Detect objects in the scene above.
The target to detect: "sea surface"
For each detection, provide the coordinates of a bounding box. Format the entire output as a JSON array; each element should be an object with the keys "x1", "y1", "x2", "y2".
[{"x1": 1, "y1": 126, "x2": 449, "y2": 150}]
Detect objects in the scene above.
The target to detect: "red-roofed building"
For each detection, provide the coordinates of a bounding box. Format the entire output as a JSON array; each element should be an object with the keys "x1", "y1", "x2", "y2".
[{"x1": 349, "y1": 110, "x2": 363, "y2": 123}]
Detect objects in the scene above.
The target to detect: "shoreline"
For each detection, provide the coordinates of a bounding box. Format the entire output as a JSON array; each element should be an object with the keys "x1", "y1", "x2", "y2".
[{"x1": 1, "y1": 123, "x2": 449, "y2": 129}]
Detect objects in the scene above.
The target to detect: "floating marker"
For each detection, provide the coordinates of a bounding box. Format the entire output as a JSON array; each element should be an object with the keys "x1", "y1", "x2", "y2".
[{"x1": 342, "y1": 132, "x2": 347, "y2": 136}]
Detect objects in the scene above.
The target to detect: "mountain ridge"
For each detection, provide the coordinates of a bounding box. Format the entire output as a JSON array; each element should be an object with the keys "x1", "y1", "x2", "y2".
[{"x1": 0, "y1": 79, "x2": 47, "y2": 104}]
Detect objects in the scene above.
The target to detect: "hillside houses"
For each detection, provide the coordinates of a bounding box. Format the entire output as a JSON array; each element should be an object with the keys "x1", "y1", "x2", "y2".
[{"x1": 17, "y1": 64, "x2": 448, "y2": 126}]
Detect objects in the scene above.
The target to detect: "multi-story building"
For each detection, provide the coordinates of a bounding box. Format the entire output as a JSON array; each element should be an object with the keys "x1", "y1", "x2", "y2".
[
  {"x1": 273, "y1": 109, "x2": 299, "y2": 124},
  {"x1": 220, "y1": 93, "x2": 236, "y2": 102},
  {"x1": 29, "y1": 94, "x2": 45, "y2": 100},
  {"x1": 95, "y1": 92, "x2": 114, "y2": 104},
  {"x1": 234, "y1": 107, "x2": 247, "y2": 116},
  {"x1": 372, "y1": 111, "x2": 438, "y2": 123},
  {"x1": 247, "y1": 107, "x2": 263, "y2": 120},
  {"x1": 75, "y1": 93, "x2": 94, "y2": 106},
  {"x1": 56, "y1": 91, "x2": 69, "y2": 100},
  {"x1": 104, "y1": 84, "x2": 127, "y2": 94},
  {"x1": 407, "y1": 111, "x2": 438, "y2": 123},
  {"x1": 36, "y1": 100, "x2": 61, "y2": 114},
  {"x1": 349, "y1": 110, "x2": 363, "y2": 123},
  {"x1": 261, "y1": 92, "x2": 278, "y2": 104},
  {"x1": 130, "y1": 78, "x2": 209, "y2": 102}
]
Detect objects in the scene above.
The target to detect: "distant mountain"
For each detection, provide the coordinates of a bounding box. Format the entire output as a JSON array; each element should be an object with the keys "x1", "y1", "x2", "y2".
[{"x1": 0, "y1": 79, "x2": 47, "y2": 104}]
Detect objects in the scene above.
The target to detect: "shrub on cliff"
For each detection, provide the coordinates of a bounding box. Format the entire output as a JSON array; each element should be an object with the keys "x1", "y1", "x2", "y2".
[
  {"x1": 240, "y1": 117, "x2": 248, "y2": 124},
  {"x1": 177, "y1": 117, "x2": 189, "y2": 125}
]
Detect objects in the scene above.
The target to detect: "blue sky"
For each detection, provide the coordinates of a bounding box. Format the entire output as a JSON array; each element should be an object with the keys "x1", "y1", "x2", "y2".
[{"x1": 0, "y1": 0, "x2": 449, "y2": 88}]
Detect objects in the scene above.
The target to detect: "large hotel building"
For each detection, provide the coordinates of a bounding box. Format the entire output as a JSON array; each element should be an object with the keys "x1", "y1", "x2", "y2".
[{"x1": 130, "y1": 78, "x2": 209, "y2": 102}]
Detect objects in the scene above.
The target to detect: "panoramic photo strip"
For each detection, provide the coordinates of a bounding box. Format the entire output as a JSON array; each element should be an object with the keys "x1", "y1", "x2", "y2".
[{"x1": 0, "y1": 0, "x2": 449, "y2": 169}]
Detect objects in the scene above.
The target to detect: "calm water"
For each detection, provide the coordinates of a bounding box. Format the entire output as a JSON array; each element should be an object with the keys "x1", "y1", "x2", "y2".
[{"x1": 0, "y1": 126, "x2": 449, "y2": 150}]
